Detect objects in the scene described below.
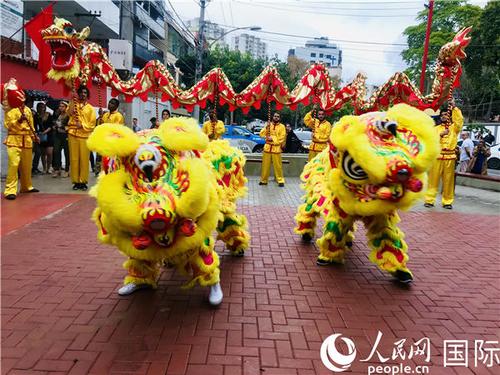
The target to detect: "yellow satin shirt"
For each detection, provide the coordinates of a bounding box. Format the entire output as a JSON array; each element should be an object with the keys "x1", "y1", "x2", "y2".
[
  {"x1": 260, "y1": 122, "x2": 286, "y2": 153},
  {"x1": 436, "y1": 107, "x2": 464, "y2": 160},
  {"x1": 202, "y1": 120, "x2": 225, "y2": 140},
  {"x1": 304, "y1": 111, "x2": 332, "y2": 152},
  {"x1": 102, "y1": 111, "x2": 125, "y2": 125},
  {"x1": 68, "y1": 101, "x2": 96, "y2": 138},
  {"x1": 3, "y1": 107, "x2": 36, "y2": 149}
]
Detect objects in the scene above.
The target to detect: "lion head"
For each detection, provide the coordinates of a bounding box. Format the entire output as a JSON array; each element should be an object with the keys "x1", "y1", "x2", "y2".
[
  {"x1": 41, "y1": 18, "x2": 89, "y2": 81},
  {"x1": 87, "y1": 117, "x2": 221, "y2": 262},
  {"x1": 1, "y1": 78, "x2": 25, "y2": 111},
  {"x1": 328, "y1": 103, "x2": 440, "y2": 216}
]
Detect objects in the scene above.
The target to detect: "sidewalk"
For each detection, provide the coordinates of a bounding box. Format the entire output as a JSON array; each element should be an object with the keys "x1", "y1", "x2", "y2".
[{"x1": 1, "y1": 176, "x2": 499, "y2": 375}]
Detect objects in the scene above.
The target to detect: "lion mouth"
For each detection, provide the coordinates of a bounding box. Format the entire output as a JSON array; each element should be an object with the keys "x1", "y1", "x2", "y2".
[
  {"x1": 344, "y1": 178, "x2": 423, "y2": 203},
  {"x1": 48, "y1": 39, "x2": 76, "y2": 69}
]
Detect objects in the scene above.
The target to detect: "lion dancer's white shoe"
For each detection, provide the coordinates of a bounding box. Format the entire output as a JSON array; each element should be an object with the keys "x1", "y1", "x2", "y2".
[
  {"x1": 208, "y1": 282, "x2": 223, "y2": 306},
  {"x1": 117, "y1": 283, "x2": 151, "y2": 296}
]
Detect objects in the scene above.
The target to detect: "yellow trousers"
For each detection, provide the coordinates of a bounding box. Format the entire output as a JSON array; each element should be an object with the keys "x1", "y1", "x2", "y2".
[
  {"x1": 68, "y1": 135, "x2": 90, "y2": 184},
  {"x1": 4, "y1": 147, "x2": 34, "y2": 196},
  {"x1": 260, "y1": 152, "x2": 285, "y2": 184},
  {"x1": 424, "y1": 159, "x2": 456, "y2": 206}
]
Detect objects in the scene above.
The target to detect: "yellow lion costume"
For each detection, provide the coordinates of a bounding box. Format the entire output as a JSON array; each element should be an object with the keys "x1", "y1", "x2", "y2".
[
  {"x1": 295, "y1": 104, "x2": 440, "y2": 283},
  {"x1": 87, "y1": 117, "x2": 250, "y2": 305}
]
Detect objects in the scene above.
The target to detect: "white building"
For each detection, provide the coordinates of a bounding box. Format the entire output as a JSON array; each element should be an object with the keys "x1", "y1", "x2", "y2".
[
  {"x1": 186, "y1": 18, "x2": 228, "y2": 48},
  {"x1": 231, "y1": 33, "x2": 267, "y2": 60},
  {"x1": 289, "y1": 37, "x2": 342, "y2": 78}
]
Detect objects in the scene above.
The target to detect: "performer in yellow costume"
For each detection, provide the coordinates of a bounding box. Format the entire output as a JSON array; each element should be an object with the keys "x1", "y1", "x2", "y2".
[
  {"x1": 202, "y1": 111, "x2": 225, "y2": 140},
  {"x1": 3, "y1": 96, "x2": 40, "y2": 200},
  {"x1": 259, "y1": 112, "x2": 286, "y2": 187},
  {"x1": 424, "y1": 105, "x2": 463, "y2": 209},
  {"x1": 303, "y1": 105, "x2": 332, "y2": 161},
  {"x1": 100, "y1": 98, "x2": 125, "y2": 125},
  {"x1": 67, "y1": 86, "x2": 96, "y2": 190}
]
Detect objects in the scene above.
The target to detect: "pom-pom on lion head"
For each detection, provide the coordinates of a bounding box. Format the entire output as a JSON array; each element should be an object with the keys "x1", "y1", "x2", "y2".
[
  {"x1": 1, "y1": 78, "x2": 25, "y2": 111},
  {"x1": 328, "y1": 103, "x2": 440, "y2": 216},
  {"x1": 87, "y1": 117, "x2": 220, "y2": 262}
]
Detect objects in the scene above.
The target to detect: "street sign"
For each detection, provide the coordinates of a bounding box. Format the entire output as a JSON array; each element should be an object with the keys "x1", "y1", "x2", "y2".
[{"x1": 108, "y1": 39, "x2": 133, "y2": 71}]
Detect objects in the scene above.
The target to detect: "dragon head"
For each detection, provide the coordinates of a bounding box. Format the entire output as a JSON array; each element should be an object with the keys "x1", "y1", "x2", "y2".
[
  {"x1": 1, "y1": 78, "x2": 25, "y2": 111},
  {"x1": 42, "y1": 18, "x2": 89, "y2": 81},
  {"x1": 328, "y1": 104, "x2": 440, "y2": 216},
  {"x1": 437, "y1": 27, "x2": 472, "y2": 66},
  {"x1": 87, "y1": 117, "x2": 221, "y2": 261}
]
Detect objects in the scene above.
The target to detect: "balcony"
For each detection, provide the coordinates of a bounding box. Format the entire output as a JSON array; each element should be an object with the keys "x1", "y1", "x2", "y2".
[
  {"x1": 135, "y1": 1, "x2": 165, "y2": 38},
  {"x1": 133, "y1": 42, "x2": 164, "y2": 65}
]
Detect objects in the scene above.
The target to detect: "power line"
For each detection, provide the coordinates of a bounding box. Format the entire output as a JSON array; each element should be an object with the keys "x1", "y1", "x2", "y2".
[
  {"x1": 166, "y1": 0, "x2": 198, "y2": 41},
  {"x1": 233, "y1": 0, "x2": 420, "y2": 17}
]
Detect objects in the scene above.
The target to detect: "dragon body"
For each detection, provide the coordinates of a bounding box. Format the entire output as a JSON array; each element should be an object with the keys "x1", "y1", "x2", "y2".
[{"x1": 42, "y1": 18, "x2": 471, "y2": 113}]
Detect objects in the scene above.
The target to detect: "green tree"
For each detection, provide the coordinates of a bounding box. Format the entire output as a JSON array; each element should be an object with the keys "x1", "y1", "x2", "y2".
[
  {"x1": 175, "y1": 47, "x2": 353, "y2": 125},
  {"x1": 402, "y1": 0, "x2": 500, "y2": 120},
  {"x1": 402, "y1": 0, "x2": 482, "y2": 86}
]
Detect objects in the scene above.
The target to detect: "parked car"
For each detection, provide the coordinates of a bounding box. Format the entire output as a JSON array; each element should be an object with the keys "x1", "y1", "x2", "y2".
[
  {"x1": 223, "y1": 125, "x2": 265, "y2": 153},
  {"x1": 487, "y1": 143, "x2": 500, "y2": 170},
  {"x1": 251, "y1": 124, "x2": 265, "y2": 135},
  {"x1": 294, "y1": 130, "x2": 312, "y2": 151}
]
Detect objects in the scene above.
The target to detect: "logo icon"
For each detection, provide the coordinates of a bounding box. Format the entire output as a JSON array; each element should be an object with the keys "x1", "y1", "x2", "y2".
[{"x1": 320, "y1": 334, "x2": 357, "y2": 372}]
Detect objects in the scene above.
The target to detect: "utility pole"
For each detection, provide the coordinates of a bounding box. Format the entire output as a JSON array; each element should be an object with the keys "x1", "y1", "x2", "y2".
[
  {"x1": 419, "y1": 0, "x2": 434, "y2": 94},
  {"x1": 195, "y1": 0, "x2": 207, "y2": 83},
  {"x1": 193, "y1": 0, "x2": 207, "y2": 121}
]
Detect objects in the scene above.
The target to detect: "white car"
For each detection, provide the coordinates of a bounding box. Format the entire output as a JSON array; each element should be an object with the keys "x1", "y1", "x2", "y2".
[{"x1": 487, "y1": 143, "x2": 500, "y2": 170}]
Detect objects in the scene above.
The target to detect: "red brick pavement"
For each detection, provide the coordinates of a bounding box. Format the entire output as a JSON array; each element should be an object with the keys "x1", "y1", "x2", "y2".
[
  {"x1": 1, "y1": 198, "x2": 499, "y2": 375},
  {"x1": 1, "y1": 194, "x2": 85, "y2": 237}
]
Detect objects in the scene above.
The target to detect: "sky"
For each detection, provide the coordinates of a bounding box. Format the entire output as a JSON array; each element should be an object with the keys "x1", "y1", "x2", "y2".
[{"x1": 168, "y1": 0, "x2": 489, "y2": 85}]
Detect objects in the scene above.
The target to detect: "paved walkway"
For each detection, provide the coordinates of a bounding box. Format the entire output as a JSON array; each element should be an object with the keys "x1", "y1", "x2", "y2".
[{"x1": 1, "y1": 177, "x2": 499, "y2": 375}]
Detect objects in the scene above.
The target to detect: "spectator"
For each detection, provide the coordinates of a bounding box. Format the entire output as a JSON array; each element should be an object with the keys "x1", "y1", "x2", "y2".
[
  {"x1": 161, "y1": 109, "x2": 171, "y2": 122},
  {"x1": 52, "y1": 101, "x2": 70, "y2": 178},
  {"x1": 283, "y1": 124, "x2": 302, "y2": 153},
  {"x1": 132, "y1": 117, "x2": 141, "y2": 132},
  {"x1": 35, "y1": 102, "x2": 54, "y2": 174},
  {"x1": 458, "y1": 131, "x2": 474, "y2": 172},
  {"x1": 467, "y1": 140, "x2": 491, "y2": 175},
  {"x1": 483, "y1": 130, "x2": 495, "y2": 146},
  {"x1": 150, "y1": 117, "x2": 159, "y2": 129},
  {"x1": 31, "y1": 100, "x2": 42, "y2": 175}
]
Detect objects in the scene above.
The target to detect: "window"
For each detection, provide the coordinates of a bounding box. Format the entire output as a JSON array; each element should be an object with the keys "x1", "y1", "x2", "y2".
[
  {"x1": 326, "y1": 54, "x2": 331, "y2": 58},
  {"x1": 233, "y1": 127, "x2": 250, "y2": 136},
  {"x1": 310, "y1": 52, "x2": 316, "y2": 57},
  {"x1": 319, "y1": 53, "x2": 324, "y2": 58}
]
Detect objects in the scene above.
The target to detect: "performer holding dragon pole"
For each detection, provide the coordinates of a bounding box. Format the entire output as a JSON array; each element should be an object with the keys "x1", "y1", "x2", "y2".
[
  {"x1": 424, "y1": 101, "x2": 464, "y2": 209},
  {"x1": 259, "y1": 112, "x2": 286, "y2": 187},
  {"x1": 67, "y1": 86, "x2": 96, "y2": 191},
  {"x1": 303, "y1": 105, "x2": 332, "y2": 161},
  {"x1": 2, "y1": 79, "x2": 40, "y2": 200},
  {"x1": 202, "y1": 110, "x2": 225, "y2": 140}
]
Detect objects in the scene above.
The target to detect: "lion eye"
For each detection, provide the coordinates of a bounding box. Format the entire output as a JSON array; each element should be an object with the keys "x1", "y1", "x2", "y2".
[
  {"x1": 342, "y1": 152, "x2": 368, "y2": 180},
  {"x1": 64, "y1": 26, "x2": 75, "y2": 34}
]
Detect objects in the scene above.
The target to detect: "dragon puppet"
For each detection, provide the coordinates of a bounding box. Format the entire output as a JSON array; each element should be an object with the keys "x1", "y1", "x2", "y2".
[
  {"x1": 294, "y1": 104, "x2": 440, "y2": 283},
  {"x1": 87, "y1": 117, "x2": 250, "y2": 305},
  {"x1": 41, "y1": 18, "x2": 471, "y2": 113}
]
